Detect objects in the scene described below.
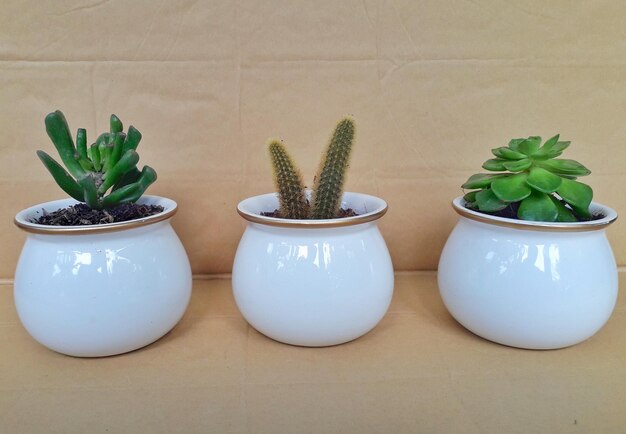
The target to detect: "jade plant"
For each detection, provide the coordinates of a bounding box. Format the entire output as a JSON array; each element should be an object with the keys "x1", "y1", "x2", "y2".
[
  {"x1": 462, "y1": 135, "x2": 593, "y2": 222},
  {"x1": 37, "y1": 110, "x2": 156, "y2": 210},
  {"x1": 268, "y1": 116, "x2": 355, "y2": 219}
]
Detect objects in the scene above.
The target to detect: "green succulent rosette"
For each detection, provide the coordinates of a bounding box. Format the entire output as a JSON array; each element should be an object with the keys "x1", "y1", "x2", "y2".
[{"x1": 462, "y1": 135, "x2": 593, "y2": 222}]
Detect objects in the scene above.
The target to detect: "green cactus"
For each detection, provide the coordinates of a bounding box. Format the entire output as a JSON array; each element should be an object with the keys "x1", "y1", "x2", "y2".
[
  {"x1": 268, "y1": 140, "x2": 309, "y2": 219},
  {"x1": 311, "y1": 117, "x2": 355, "y2": 219},
  {"x1": 267, "y1": 116, "x2": 356, "y2": 220},
  {"x1": 37, "y1": 110, "x2": 157, "y2": 210},
  {"x1": 462, "y1": 135, "x2": 593, "y2": 222}
]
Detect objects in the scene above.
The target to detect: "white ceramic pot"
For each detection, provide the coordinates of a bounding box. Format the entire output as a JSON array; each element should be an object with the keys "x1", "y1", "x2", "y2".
[
  {"x1": 438, "y1": 196, "x2": 618, "y2": 349},
  {"x1": 232, "y1": 192, "x2": 394, "y2": 347},
  {"x1": 13, "y1": 195, "x2": 192, "y2": 357}
]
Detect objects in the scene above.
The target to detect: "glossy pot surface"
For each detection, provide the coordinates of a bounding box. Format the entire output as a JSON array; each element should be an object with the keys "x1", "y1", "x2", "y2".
[
  {"x1": 233, "y1": 192, "x2": 394, "y2": 346},
  {"x1": 14, "y1": 196, "x2": 192, "y2": 357},
  {"x1": 438, "y1": 197, "x2": 618, "y2": 349}
]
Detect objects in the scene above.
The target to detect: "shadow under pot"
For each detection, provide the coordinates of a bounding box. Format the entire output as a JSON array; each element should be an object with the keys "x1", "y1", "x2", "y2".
[
  {"x1": 13, "y1": 195, "x2": 192, "y2": 357},
  {"x1": 438, "y1": 196, "x2": 618, "y2": 350},
  {"x1": 232, "y1": 192, "x2": 394, "y2": 347}
]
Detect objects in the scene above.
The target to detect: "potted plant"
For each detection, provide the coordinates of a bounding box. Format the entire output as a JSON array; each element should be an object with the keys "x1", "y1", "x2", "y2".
[
  {"x1": 13, "y1": 110, "x2": 192, "y2": 357},
  {"x1": 232, "y1": 117, "x2": 394, "y2": 346},
  {"x1": 438, "y1": 135, "x2": 618, "y2": 349}
]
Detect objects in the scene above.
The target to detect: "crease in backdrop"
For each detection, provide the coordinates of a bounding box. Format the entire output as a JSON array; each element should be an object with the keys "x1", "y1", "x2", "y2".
[{"x1": 1, "y1": 0, "x2": 624, "y2": 278}]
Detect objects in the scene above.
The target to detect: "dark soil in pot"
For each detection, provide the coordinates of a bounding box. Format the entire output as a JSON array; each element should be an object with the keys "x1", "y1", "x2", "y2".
[
  {"x1": 261, "y1": 208, "x2": 358, "y2": 219},
  {"x1": 32, "y1": 203, "x2": 165, "y2": 226},
  {"x1": 464, "y1": 201, "x2": 604, "y2": 222}
]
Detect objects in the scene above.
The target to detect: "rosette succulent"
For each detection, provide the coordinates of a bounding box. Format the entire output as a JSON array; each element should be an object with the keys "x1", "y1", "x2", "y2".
[
  {"x1": 462, "y1": 135, "x2": 593, "y2": 222},
  {"x1": 37, "y1": 110, "x2": 157, "y2": 210},
  {"x1": 268, "y1": 116, "x2": 355, "y2": 219}
]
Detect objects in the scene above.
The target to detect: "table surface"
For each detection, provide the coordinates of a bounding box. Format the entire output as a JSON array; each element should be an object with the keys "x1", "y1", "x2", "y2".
[{"x1": 1, "y1": 272, "x2": 624, "y2": 434}]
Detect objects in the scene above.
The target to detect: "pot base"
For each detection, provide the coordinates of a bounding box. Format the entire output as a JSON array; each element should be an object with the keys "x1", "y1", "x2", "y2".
[{"x1": 247, "y1": 323, "x2": 380, "y2": 348}]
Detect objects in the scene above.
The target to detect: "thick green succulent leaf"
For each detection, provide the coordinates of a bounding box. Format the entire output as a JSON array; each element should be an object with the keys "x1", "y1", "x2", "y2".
[
  {"x1": 533, "y1": 135, "x2": 570, "y2": 159},
  {"x1": 98, "y1": 150, "x2": 140, "y2": 194},
  {"x1": 491, "y1": 173, "x2": 532, "y2": 202},
  {"x1": 570, "y1": 204, "x2": 592, "y2": 220},
  {"x1": 491, "y1": 147, "x2": 527, "y2": 160},
  {"x1": 99, "y1": 143, "x2": 112, "y2": 169},
  {"x1": 95, "y1": 132, "x2": 111, "y2": 148},
  {"x1": 549, "y1": 196, "x2": 578, "y2": 222},
  {"x1": 101, "y1": 166, "x2": 157, "y2": 208},
  {"x1": 532, "y1": 148, "x2": 564, "y2": 160},
  {"x1": 503, "y1": 158, "x2": 532, "y2": 172},
  {"x1": 77, "y1": 175, "x2": 100, "y2": 210},
  {"x1": 482, "y1": 158, "x2": 507, "y2": 171},
  {"x1": 123, "y1": 126, "x2": 142, "y2": 153},
  {"x1": 517, "y1": 191, "x2": 558, "y2": 222},
  {"x1": 517, "y1": 136, "x2": 541, "y2": 156},
  {"x1": 539, "y1": 135, "x2": 570, "y2": 154},
  {"x1": 36, "y1": 150, "x2": 84, "y2": 202},
  {"x1": 463, "y1": 191, "x2": 478, "y2": 203},
  {"x1": 462, "y1": 173, "x2": 504, "y2": 189},
  {"x1": 557, "y1": 178, "x2": 593, "y2": 211},
  {"x1": 508, "y1": 138, "x2": 526, "y2": 152},
  {"x1": 107, "y1": 132, "x2": 126, "y2": 171},
  {"x1": 110, "y1": 114, "x2": 123, "y2": 134},
  {"x1": 541, "y1": 134, "x2": 559, "y2": 150},
  {"x1": 44, "y1": 111, "x2": 85, "y2": 179},
  {"x1": 101, "y1": 184, "x2": 140, "y2": 208},
  {"x1": 89, "y1": 143, "x2": 101, "y2": 171},
  {"x1": 77, "y1": 157, "x2": 94, "y2": 171},
  {"x1": 538, "y1": 159, "x2": 591, "y2": 176},
  {"x1": 134, "y1": 166, "x2": 157, "y2": 195},
  {"x1": 475, "y1": 189, "x2": 507, "y2": 212},
  {"x1": 551, "y1": 141, "x2": 571, "y2": 153},
  {"x1": 526, "y1": 167, "x2": 562, "y2": 193},
  {"x1": 112, "y1": 167, "x2": 141, "y2": 191},
  {"x1": 76, "y1": 128, "x2": 88, "y2": 160}
]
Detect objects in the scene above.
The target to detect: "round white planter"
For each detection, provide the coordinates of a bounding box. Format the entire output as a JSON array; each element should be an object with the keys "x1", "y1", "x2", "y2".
[
  {"x1": 13, "y1": 195, "x2": 192, "y2": 357},
  {"x1": 232, "y1": 192, "x2": 394, "y2": 347},
  {"x1": 438, "y1": 196, "x2": 618, "y2": 350}
]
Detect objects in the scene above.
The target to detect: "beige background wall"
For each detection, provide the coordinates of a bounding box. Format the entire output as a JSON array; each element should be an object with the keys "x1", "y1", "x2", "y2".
[{"x1": 1, "y1": 0, "x2": 625, "y2": 278}]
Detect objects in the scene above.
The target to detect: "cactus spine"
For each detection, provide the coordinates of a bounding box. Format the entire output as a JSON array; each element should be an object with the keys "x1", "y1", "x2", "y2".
[
  {"x1": 267, "y1": 116, "x2": 356, "y2": 220},
  {"x1": 311, "y1": 117, "x2": 355, "y2": 219},
  {"x1": 268, "y1": 140, "x2": 309, "y2": 219}
]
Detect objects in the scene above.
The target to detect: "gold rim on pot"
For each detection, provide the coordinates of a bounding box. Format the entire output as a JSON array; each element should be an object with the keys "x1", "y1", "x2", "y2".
[
  {"x1": 237, "y1": 192, "x2": 388, "y2": 229},
  {"x1": 14, "y1": 196, "x2": 177, "y2": 235},
  {"x1": 452, "y1": 197, "x2": 617, "y2": 232}
]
